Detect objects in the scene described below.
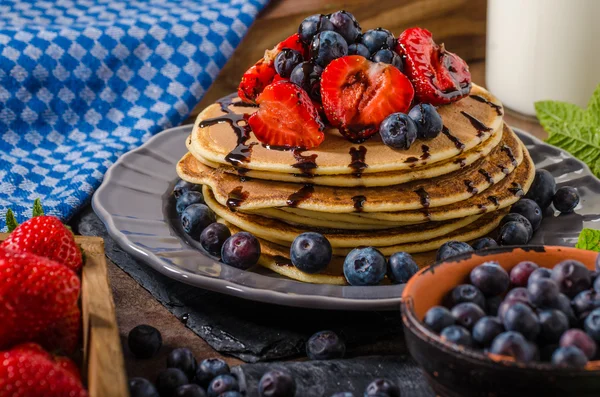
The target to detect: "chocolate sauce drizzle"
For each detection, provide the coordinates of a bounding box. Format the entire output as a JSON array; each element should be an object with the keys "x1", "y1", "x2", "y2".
[
  {"x1": 477, "y1": 203, "x2": 487, "y2": 213},
  {"x1": 508, "y1": 182, "x2": 524, "y2": 197},
  {"x1": 286, "y1": 184, "x2": 315, "y2": 207},
  {"x1": 352, "y1": 195, "x2": 367, "y2": 212},
  {"x1": 464, "y1": 180, "x2": 479, "y2": 195},
  {"x1": 460, "y1": 111, "x2": 493, "y2": 137},
  {"x1": 454, "y1": 158, "x2": 467, "y2": 168},
  {"x1": 226, "y1": 186, "x2": 249, "y2": 212},
  {"x1": 478, "y1": 169, "x2": 494, "y2": 184},
  {"x1": 414, "y1": 187, "x2": 431, "y2": 208},
  {"x1": 274, "y1": 255, "x2": 292, "y2": 267},
  {"x1": 501, "y1": 144, "x2": 518, "y2": 166},
  {"x1": 470, "y1": 95, "x2": 503, "y2": 116},
  {"x1": 292, "y1": 149, "x2": 318, "y2": 178},
  {"x1": 488, "y1": 195, "x2": 500, "y2": 206},
  {"x1": 442, "y1": 126, "x2": 466, "y2": 150},
  {"x1": 349, "y1": 146, "x2": 368, "y2": 177},
  {"x1": 404, "y1": 157, "x2": 419, "y2": 163},
  {"x1": 421, "y1": 145, "x2": 431, "y2": 160},
  {"x1": 497, "y1": 164, "x2": 510, "y2": 175}
]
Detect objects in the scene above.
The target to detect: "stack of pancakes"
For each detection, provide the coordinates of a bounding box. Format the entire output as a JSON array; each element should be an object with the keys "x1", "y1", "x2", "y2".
[{"x1": 177, "y1": 84, "x2": 535, "y2": 285}]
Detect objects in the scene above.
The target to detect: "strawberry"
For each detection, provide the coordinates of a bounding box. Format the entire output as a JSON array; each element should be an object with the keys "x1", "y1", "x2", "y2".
[
  {"x1": 320, "y1": 55, "x2": 415, "y2": 143},
  {"x1": 248, "y1": 80, "x2": 325, "y2": 149},
  {"x1": 55, "y1": 356, "x2": 82, "y2": 380},
  {"x1": 0, "y1": 343, "x2": 87, "y2": 397},
  {"x1": 396, "y1": 27, "x2": 471, "y2": 105},
  {"x1": 238, "y1": 33, "x2": 308, "y2": 103},
  {"x1": 0, "y1": 248, "x2": 81, "y2": 349},
  {"x1": 42, "y1": 305, "x2": 81, "y2": 354},
  {"x1": 1, "y1": 215, "x2": 83, "y2": 273}
]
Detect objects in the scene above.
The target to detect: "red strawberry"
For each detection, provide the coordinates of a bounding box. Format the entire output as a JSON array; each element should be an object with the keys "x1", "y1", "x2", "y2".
[
  {"x1": 320, "y1": 55, "x2": 415, "y2": 143},
  {"x1": 396, "y1": 27, "x2": 471, "y2": 105},
  {"x1": 1, "y1": 215, "x2": 83, "y2": 273},
  {"x1": 248, "y1": 80, "x2": 324, "y2": 149},
  {"x1": 0, "y1": 248, "x2": 80, "y2": 349},
  {"x1": 43, "y1": 305, "x2": 81, "y2": 354},
  {"x1": 0, "y1": 343, "x2": 87, "y2": 397},
  {"x1": 55, "y1": 356, "x2": 82, "y2": 380},
  {"x1": 238, "y1": 33, "x2": 308, "y2": 103}
]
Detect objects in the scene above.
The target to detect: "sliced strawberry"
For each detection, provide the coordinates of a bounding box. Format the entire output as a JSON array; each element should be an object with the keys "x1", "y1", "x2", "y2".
[
  {"x1": 238, "y1": 33, "x2": 308, "y2": 103},
  {"x1": 396, "y1": 27, "x2": 471, "y2": 105},
  {"x1": 248, "y1": 81, "x2": 324, "y2": 149},
  {"x1": 320, "y1": 55, "x2": 415, "y2": 143}
]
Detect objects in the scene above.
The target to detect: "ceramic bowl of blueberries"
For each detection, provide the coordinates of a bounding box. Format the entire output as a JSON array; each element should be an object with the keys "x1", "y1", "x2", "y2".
[{"x1": 400, "y1": 245, "x2": 600, "y2": 397}]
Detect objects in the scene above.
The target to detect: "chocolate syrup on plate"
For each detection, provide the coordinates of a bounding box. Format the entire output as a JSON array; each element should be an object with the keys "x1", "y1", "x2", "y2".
[
  {"x1": 501, "y1": 144, "x2": 518, "y2": 166},
  {"x1": 442, "y1": 126, "x2": 466, "y2": 150},
  {"x1": 352, "y1": 195, "x2": 366, "y2": 212},
  {"x1": 488, "y1": 195, "x2": 500, "y2": 206},
  {"x1": 349, "y1": 146, "x2": 368, "y2": 177},
  {"x1": 460, "y1": 111, "x2": 493, "y2": 137},
  {"x1": 291, "y1": 149, "x2": 318, "y2": 178},
  {"x1": 464, "y1": 180, "x2": 479, "y2": 195},
  {"x1": 478, "y1": 169, "x2": 494, "y2": 184},
  {"x1": 414, "y1": 187, "x2": 431, "y2": 208},
  {"x1": 286, "y1": 184, "x2": 315, "y2": 207},
  {"x1": 508, "y1": 182, "x2": 524, "y2": 197},
  {"x1": 470, "y1": 95, "x2": 503, "y2": 116},
  {"x1": 226, "y1": 186, "x2": 249, "y2": 212}
]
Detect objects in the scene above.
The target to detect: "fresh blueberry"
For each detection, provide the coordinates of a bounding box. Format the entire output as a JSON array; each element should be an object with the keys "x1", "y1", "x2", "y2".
[
  {"x1": 571, "y1": 290, "x2": 600, "y2": 317},
  {"x1": 167, "y1": 348, "x2": 197, "y2": 379},
  {"x1": 497, "y1": 298, "x2": 532, "y2": 322},
  {"x1": 594, "y1": 273, "x2": 600, "y2": 292},
  {"x1": 423, "y1": 306, "x2": 456, "y2": 333},
  {"x1": 290, "y1": 61, "x2": 324, "y2": 101},
  {"x1": 486, "y1": 295, "x2": 503, "y2": 316},
  {"x1": 173, "y1": 180, "x2": 198, "y2": 200},
  {"x1": 551, "y1": 259, "x2": 591, "y2": 298},
  {"x1": 175, "y1": 384, "x2": 206, "y2": 397},
  {"x1": 553, "y1": 186, "x2": 580, "y2": 213},
  {"x1": 538, "y1": 309, "x2": 569, "y2": 344},
  {"x1": 436, "y1": 241, "x2": 474, "y2": 262},
  {"x1": 554, "y1": 293, "x2": 578, "y2": 326},
  {"x1": 130, "y1": 378, "x2": 160, "y2": 397},
  {"x1": 128, "y1": 324, "x2": 162, "y2": 359},
  {"x1": 258, "y1": 369, "x2": 296, "y2": 397},
  {"x1": 497, "y1": 221, "x2": 530, "y2": 245},
  {"x1": 505, "y1": 287, "x2": 530, "y2": 303},
  {"x1": 524, "y1": 169, "x2": 556, "y2": 209},
  {"x1": 499, "y1": 213, "x2": 533, "y2": 241},
  {"x1": 489, "y1": 331, "x2": 538, "y2": 362},
  {"x1": 290, "y1": 232, "x2": 332, "y2": 274},
  {"x1": 275, "y1": 49, "x2": 304, "y2": 78},
  {"x1": 200, "y1": 223, "x2": 231, "y2": 256},
  {"x1": 446, "y1": 284, "x2": 485, "y2": 309},
  {"x1": 343, "y1": 247, "x2": 387, "y2": 286},
  {"x1": 552, "y1": 346, "x2": 588, "y2": 368},
  {"x1": 451, "y1": 302, "x2": 485, "y2": 330},
  {"x1": 360, "y1": 28, "x2": 395, "y2": 53},
  {"x1": 584, "y1": 308, "x2": 600, "y2": 341},
  {"x1": 310, "y1": 30, "x2": 348, "y2": 67},
  {"x1": 510, "y1": 261, "x2": 539, "y2": 287},
  {"x1": 407, "y1": 104, "x2": 443, "y2": 140},
  {"x1": 471, "y1": 237, "x2": 498, "y2": 251},
  {"x1": 329, "y1": 10, "x2": 361, "y2": 43},
  {"x1": 207, "y1": 374, "x2": 238, "y2": 397},
  {"x1": 379, "y1": 112, "x2": 418, "y2": 150},
  {"x1": 306, "y1": 330, "x2": 345, "y2": 360},
  {"x1": 527, "y1": 267, "x2": 553, "y2": 286},
  {"x1": 156, "y1": 368, "x2": 188, "y2": 397},
  {"x1": 371, "y1": 48, "x2": 403, "y2": 71},
  {"x1": 347, "y1": 43, "x2": 370, "y2": 57},
  {"x1": 331, "y1": 393, "x2": 355, "y2": 397},
  {"x1": 387, "y1": 251, "x2": 419, "y2": 284},
  {"x1": 181, "y1": 204, "x2": 216, "y2": 239},
  {"x1": 527, "y1": 278, "x2": 560, "y2": 307},
  {"x1": 502, "y1": 302, "x2": 540, "y2": 340},
  {"x1": 221, "y1": 232, "x2": 261, "y2": 270},
  {"x1": 470, "y1": 261, "x2": 510, "y2": 296},
  {"x1": 196, "y1": 358, "x2": 230, "y2": 388},
  {"x1": 440, "y1": 325, "x2": 472, "y2": 347},
  {"x1": 510, "y1": 199, "x2": 542, "y2": 231},
  {"x1": 219, "y1": 392, "x2": 242, "y2": 397},
  {"x1": 364, "y1": 378, "x2": 400, "y2": 397},
  {"x1": 560, "y1": 329, "x2": 597, "y2": 359},
  {"x1": 177, "y1": 190, "x2": 205, "y2": 215},
  {"x1": 298, "y1": 14, "x2": 334, "y2": 44},
  {"x1": 472, "y1": 316, "x2": 504, "y2": 347}
]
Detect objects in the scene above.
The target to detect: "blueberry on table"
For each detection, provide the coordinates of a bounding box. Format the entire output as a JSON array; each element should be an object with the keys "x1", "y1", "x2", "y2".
[
  {"x1": 552, "y1": 346, "x2": 588, "y2": 368},
  {"x1": 499, "y1": 213, "x2": 533, "y2": 240},
  {"x1": 451, "y1": 302, "x2": 485, "y2": 330},
  {"x1": 207, "y1": 374, "x2": 239, "y2": 397},
  {"x1": 347, "y1": 43, "x2": 370, "y2": 58},
  {"x1": 559, "y1": 329, "x2": 597, "y2": 359},
  {"x1": 554, "y1": 293, "x2": 578, "y2": 326},
  {"x1": 175, "y1": 384, "x2": 206, "y2": 397},
  {"x1": 290, "y1": 61, "x2": 324, "y2": 101},
  {"x1": 527, "y1": 267, "x2": 552, "y2": 286},
  {"x1": 157, "y1": 368, "x2": 189, "y2": 397},
  {"x1": 221, "y1": 232, "x2": 261, "y2": 270},
  {"x1": 497, "y1": 221, "x2": 530, "y2": 245},
  {"x1": 502, "y1": 302, "x2": 540, "y2": 341},
  {"x1": 551, "y1": 259, "x2": 591, "y2": 298},
  {"x1": 423, "y1": 306, "x2": 456, "y2": 333},
  {"x1": 553, "y1": 186, "x2": 580, "y2": 213},
  {"x1": 471, "y1": 237, "x2": 498, "y2": 251},
  {"x1": 524, "y1": 169, "x2": 556, "y2": 209},
  {"x1": 510, "y1": 199, "x2": 542, "y2": 231},
  {"x1": 505, "y1": 287, "x2": 530, "y2": 302},
  {"x1": 446, "y1": 284, "x2": 486, "y2": 309},
  {"x1": 497, "y1": 298, "x2": 532, "y2": 322},
  {"x1": 290, "y1": 232, "x2": 332, "y2": 274},
  {"x1": 379, "y1": 112, "x2": 418, "y2": 150},
  {"x1": 298, "y1": 14, "x2": 334, "y2": 44},
  {"x1": 407, "y1": 104, "x2": 443, "y2": 140},
  {"x1": 364, "y1": 378, "x2": 400, "y2": 397},
  {"x1": 470, "y1": 261, "x2": 510, "y2": 296},
  {"x1": 310, "y1": 30, "x2": 348, "y2": 67},
  {"x1": 275, "y1": 49, "x2": 304, "y2": 78},
  {"x1": 173, "y1": 180, "x2": 198, "y2": 199},
  {"x1": 584, "y1": 308, "x2": 600, "y2": 341},
  {"x1": 167, "y1": 348, "x2": 197, "y2": 380},
  {"x1": 329, "y1": 10, "x2": 361, "y2": 43},
  {"x1": 510, "y1": 261, "x2": 539, "y2": 287},
  {"x1": 200, "y1": 223, "x2": 231, "y2": 256},
  {"x1": 440, "y1": 325, "x2": 472, "y2": 347},
  {"x1": 306, "y1": 330, "x2": 345, "y2": 360},
  {"x1": 129, "y1": 377, "x2": 160, "y2": 397},
  {"x1": 371, "y1": 48, "x2": 403, "y2": 71},
  {"x1": 258, "y1": 369, "x2": 296, "y2": 397},
  {"x1": 387, "y1": 251, "x2": 419, "y2": 284},
  {"x1": 538, "y1": 309, "x2": 569, "y2": 344},
  {"x1": 128, "y1": 324, "x2": 162, "y2": 359},
  {"x1": 181, "y1": 204, "x2": 216, "y2": 239},
  {"x1": 472, "y1": 316, "x2": 504, "y2": 347},
  {"x1": 196, "y1": 358, "x2": 230, "y2": 388},
  {"x1": 343, "y1": 247, "x2": 387, "y2": 286},
  {"x1": 436, "y1": 241, "x2": 474, "y2": 262},
  {"x1": 360, "y1": 28, "x2": 395, "y2": 53},
  {"x1": 176, "y1": 190, "x2": 205, "y2": 215},
  {"x1": 571, "y1": 289, "x2": 600, "y2": 317},
  {"x1": 527, "y1": 278, "x2": 560, "y2": 308},
  {"x1": 489, "y1": 331, "x2": 538, "y2": 363}
]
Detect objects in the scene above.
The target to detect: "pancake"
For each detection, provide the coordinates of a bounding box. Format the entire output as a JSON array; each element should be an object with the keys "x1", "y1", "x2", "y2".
[{"x1": 188, "y1": 84, "x2": 503, "y2": 175}]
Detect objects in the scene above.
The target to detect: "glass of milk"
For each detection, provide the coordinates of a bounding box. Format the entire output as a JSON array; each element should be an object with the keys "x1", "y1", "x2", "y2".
[{"x1": 486, "y1": 0, "x2": 600, "y2": 116}]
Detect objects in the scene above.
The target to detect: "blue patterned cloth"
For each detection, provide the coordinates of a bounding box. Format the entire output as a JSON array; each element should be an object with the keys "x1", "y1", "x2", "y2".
[{"x1": 0, "y1": 0, "x2": 268, "y2": 230}]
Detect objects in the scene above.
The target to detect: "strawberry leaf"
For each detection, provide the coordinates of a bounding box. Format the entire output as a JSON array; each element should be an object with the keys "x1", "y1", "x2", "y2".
[
  {"x1": 575, "y1": 228, "x2": 600, "y2": 252},
  {"x1": 6, "y1": 209, "x2": 18, "y2": 233},
  {"x1": 32, "y1": 198, "x2": 45, "y2": 217}
]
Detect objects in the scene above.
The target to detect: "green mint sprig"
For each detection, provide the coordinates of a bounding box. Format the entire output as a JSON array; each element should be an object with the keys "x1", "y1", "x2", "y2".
[{"x1": 576, "y1": 228, "x2": 600, "y2": 252}]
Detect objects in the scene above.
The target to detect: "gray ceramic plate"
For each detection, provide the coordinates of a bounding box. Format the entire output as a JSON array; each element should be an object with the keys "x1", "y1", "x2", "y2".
[{"x1": 92, "y1": 125, "x2": 600, "y2": 310}]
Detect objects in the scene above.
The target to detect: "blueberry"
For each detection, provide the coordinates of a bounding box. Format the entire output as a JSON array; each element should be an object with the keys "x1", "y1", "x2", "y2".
[
  {"x1": 524, "y1": 169, "x2": 556, "y2": 209},
  {"x1": 470, "y1": 261, "x2": 510, "y2": 296},
  {"x1": 290, "y1": 61, "x2": 323, "y2": 101},
  {"x1": 306, "y1": 330, "x2": 345, "y2": 360},
  {"x1": 329, "y1": 10, "x2": 361, "y2": 43},
  {"x1": 423, "y1": 306, "x2": 455, "y2": 333},
  {"x1": 594, "y1": 274, "x2": 600, "y2": 292},
  {"x1": 560, "y1": 329, "x2": 597, "y2": 359},
  {"x1": 220, "y1": 392, "x2": 242, "y2": 397},
  {"x1": 451, "y1": 302, "x2": 485, "y2": 330},
  {"x1": 497, "y1": 298, "x2": 532, "y2": 322},
  {"x1": 364, "y1": 378, "x2": 400, "y2": 397},
  {"x1": 497, "y1": 221, "x2": 530, "y2": 245},
  {"x1": 221, "y1": 232, "x2": 261, "y2": 270},
  {"x1": 440, "y1": 325, "x2": 472, "y2": 347},
  {"x1": 505, "y1": 287, "x2": 530, "y2": 303},
  {"x1": 446, "y1": 284, "x2": 486, "y2": 309},
  {"x1": 167, "y1": 348, "x2": 197, "y2": 379},
  {"x1": 379, "y1": 112, "x2": 418, "y2": 150},
  {"x1": 489, "y1": 331, "x2": 538, "y2": 362},
  {"x1": 499, "y1": 213, "x2": 533, "y2": 241},
  {"x1": 175, "y1": 384, "x2": 206, "y2": 397},
  {"x1": 128, "y1": 324, "x2": 162, "y2": 359},
  {"x1": 130, "y1": 377, "x2": 160, "y2": 397},
  {"x1": 407, "y1": 104, "x2": 443, "y2": 140},
  {"x1": 173, "y1": 180, "x2": 198, "y2": 199},
  {"x1": 553, "y1": 186, "x2": 579, "y2": 213},
  {"x1": 196, "y1": 358, "x2": 230, "y2": 388},
  {"x1": 554, "y1": 293, "x2": 578, "y2": 326},
  {"x1": 310, "y1": 30, "x2": 348, "y2": 67},
  {"x1": 258, "y1": 369, "x2": 296, "y2": 397},
  {"x1": 436, "y1": 241, "x2": 474, "y2": 262},
  {"x1": 472, "y1": 316, "x2": 504, "y2": 347},
  {"x1": 275, "y1": 49, "x2": 304, "y2": 78},
  {"x1": 181, "y1": 204, "x2": 216, "y2": 239},
  {"x1": 371, "y1": 48, "x2": 403, "y2": 71},
  {"x1": 290, "y1": 232, "x2": 332, "y2": 274},
  {"x1": 503, "y1": 302, "x2": 540, "y2": 340},
  {"x1": 200, "y1": 223, "x2": 231, "y2": 256},
  {"x1": 538, "y1": 309, "x2": 569, "y2": 344},
  {"x1": 551, "y1": 259, "x2": 591, "y2": 298},
  {"x1": 471, "y1": 237, "x2": 498, "y2": 251},
  {"x1": 331, "y1": 393, "x2": 355, "y2": 397},
  {"x1": 343, "y1": 247, "x2": 387, "y2": 286},
  {"x1": 360, "y1": 28, "x2": 395, "y2": 53},
  {"x1": 571, "y1": 290, "x2": 600, "y2": 317},
  {"x1": 510, "y1": 261, "x2": 539, "y2": 287},
  {"x1": 510, "y1": 199, "x2": 542, "y2": 231},
  {"x1": 177, "y1": 190, "x2": 205, "y2": 215},
  {"x1": 298, "y1": 14, "x2": 334, "y2": 44},
  {"x1": 527, "y1": 267, "x2": 553, "y2": 286},
  {"x1": 156, "y1": 368, "x2": 188, "y2": 397},
  {"x1": 527, "y1": 278, "x2": 560, "y2": 307},
  {"x1": 207, "y1": 375, "x2": 238, "y2": 397},
  {"x1": 584, "y1": 308, "x2": 600, "y2": 341},
  {"x1": 486, "y1": 295, "x2": 503, "y2": 316},
  {"x1": 347, "y1": 43, "x2": 370, "y2": 57},
  {"x1": 387, "y1": 251, "x2": 419, "y2": 284},
  {"x1": 552, "y1": 346, "x2": 588, "y2": 368}
]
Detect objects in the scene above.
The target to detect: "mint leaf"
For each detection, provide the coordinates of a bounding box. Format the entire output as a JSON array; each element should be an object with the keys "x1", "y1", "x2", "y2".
[
  {"x1": 32, "y1": 198, "x2": 44, "y2": 217},
  {"x1": 5, "y1": 209, "x2": 18, "y2": 233},
  {"x1": 576, "y1": 228, "x2": 600, "y2": 252}
]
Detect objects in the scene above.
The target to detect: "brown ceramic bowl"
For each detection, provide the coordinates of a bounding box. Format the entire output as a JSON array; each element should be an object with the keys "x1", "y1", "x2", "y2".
[{"x1": 401, "y1": 246, "x2": 600, "y2": 397}]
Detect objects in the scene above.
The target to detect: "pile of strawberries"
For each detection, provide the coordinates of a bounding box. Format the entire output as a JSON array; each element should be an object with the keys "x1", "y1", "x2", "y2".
[{"x1": 0, "y1": 202, "x2": 87, "y2": 397}]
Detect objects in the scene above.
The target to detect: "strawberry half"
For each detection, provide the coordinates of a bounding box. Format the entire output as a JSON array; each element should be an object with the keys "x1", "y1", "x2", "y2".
[
  {"x1": 248, "y1": 80, "x2": 324, "y2": 149},
  {"x1": 320, "y1": 55, "x2": 415, "y2": 143},
  {"x1": 238, "y1": 33, "x2": 308, "y2": 103},
  {"x1": 396, "y1": 27, "x2": 471, "y2": 105}
]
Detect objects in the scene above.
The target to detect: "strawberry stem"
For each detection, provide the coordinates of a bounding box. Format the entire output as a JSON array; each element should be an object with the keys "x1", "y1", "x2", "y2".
[
  {"x1": 6, "y1": 209, "x2": 18, "y2": 233},
  {"x1": 32, "y1": 198, "x2": 44, "y2": 217}
]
